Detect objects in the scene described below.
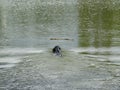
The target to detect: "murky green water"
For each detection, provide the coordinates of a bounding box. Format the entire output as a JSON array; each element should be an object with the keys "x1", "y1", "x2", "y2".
[
  {"x1": 0, "y1": 0, "x2": 120, "y2": 90},
  {"x1": 0, "y1": 0, "x2": 119, "y2": 48}
]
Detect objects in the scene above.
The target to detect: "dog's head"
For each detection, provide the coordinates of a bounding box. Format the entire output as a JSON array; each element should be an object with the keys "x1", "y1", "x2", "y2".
[{"x1": 53, "y1": 46, "x2": 62, "y2": 56}]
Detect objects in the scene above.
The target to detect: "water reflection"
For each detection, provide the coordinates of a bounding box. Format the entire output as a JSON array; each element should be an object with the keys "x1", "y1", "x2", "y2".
[
  {"x1": 77, "y1": 0, "x2": 116, "y2": 47},
  {"x1": 0, "y1": 0, "x2": 78, "y2": 48},
  {"x1": 0, "y1": 5, "x2": 6, "y2": 46},
  {"x1": 0, "y1": 0, "x2": 119, "y2": 48}
]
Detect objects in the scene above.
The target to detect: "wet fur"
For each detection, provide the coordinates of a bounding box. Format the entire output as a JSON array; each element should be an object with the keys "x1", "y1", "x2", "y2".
[{"x1": 52, "y1": 46, "x2": 62, "y2": 56}]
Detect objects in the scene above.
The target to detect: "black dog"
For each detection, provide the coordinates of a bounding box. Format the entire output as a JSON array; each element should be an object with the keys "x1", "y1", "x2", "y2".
[{"x1": 52, "y1": 46, "x2": 62, "y2": 56}]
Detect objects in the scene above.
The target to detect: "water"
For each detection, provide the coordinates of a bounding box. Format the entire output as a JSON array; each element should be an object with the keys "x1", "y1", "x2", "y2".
[
  {"x1": 1, "y1": 0, "x2": 119, "y2": 68},
  {"x1": 0, "y1": 0, "x2": 120, "y2": 89}
]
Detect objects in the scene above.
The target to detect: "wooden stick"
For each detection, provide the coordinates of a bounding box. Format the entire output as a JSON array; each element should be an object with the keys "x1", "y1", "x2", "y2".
[{"x1": 50, "y1": 38, "x2": 74, "y2": 41}]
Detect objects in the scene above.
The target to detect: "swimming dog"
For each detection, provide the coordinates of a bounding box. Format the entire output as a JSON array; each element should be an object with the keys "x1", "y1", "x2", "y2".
[{"x1": 52, "y1": 46, "x2": 62, "y2": 56}]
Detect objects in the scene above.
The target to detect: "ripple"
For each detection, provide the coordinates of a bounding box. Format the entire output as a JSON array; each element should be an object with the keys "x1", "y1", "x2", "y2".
[
  {"x1": 0, "y1": 48, "x2": 45, "y2": 69},
  {"x1": 0, "y1": 57, "x2": 21, "y2": 69},
  {"x1": 70, "y1": 47, "x2": 120, "y2": 65},
  {"x1": 0, "y1": 64, "x2": 15, "y2": 69},
  {"x1": 70, "y1": 47, "x2": 120, "y2": 55}
]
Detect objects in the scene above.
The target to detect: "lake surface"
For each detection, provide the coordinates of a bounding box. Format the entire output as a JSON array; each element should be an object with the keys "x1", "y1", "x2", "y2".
[
  {"x1": 0, "y1": 0, "x2": 120, "y2": 89},
  {"x1": 0, "y1": 0, "x2": 119, "y2": 68}
]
